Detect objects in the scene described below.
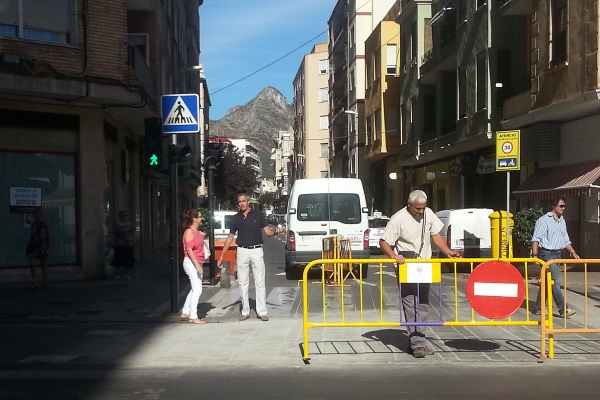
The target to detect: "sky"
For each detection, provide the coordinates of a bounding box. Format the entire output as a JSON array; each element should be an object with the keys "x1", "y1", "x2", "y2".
[{"x1": 199, "y1": 0, "x2": 337, "y2": 120}]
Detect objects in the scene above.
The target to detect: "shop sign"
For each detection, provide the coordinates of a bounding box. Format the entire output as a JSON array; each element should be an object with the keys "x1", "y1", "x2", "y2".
[{"x1": 9, "y1": 187, "x2": 41, "y2": 213}]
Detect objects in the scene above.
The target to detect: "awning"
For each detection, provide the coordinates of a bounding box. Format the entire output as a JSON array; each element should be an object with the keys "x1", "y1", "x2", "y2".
[
  {"x1": 42, "y1": 187, "x2": 75, "y2": 208},
  {"x1": 513, "y1": 161, "x2": 600, "y2": 199}
]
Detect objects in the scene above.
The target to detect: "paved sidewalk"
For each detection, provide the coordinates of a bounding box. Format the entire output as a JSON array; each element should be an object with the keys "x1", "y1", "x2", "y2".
[{"x1": 1, "y1": 253, "x2": 600, "y2": 367}]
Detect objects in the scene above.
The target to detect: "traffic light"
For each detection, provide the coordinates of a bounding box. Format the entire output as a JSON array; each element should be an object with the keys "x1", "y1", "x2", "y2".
[
  {"x1": 204, "y1": 148, "x2": 222, "y2": 170},
  {"x1": 144, "y1": 118, "x2": 163, "y2": 169},
  {"x1": 168, "y1": 144, "x2": 192, "y2": 163}
]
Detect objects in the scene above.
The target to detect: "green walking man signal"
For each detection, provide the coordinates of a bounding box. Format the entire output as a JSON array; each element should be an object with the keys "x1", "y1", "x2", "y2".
[{"x1": 144, "y1": 118, "x2": 163, "y2": 170}]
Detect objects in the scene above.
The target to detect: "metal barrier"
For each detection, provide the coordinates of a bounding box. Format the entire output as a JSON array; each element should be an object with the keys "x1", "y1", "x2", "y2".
[
  {"x1": 539, "y1": 259, "x2": 600, "y2": 362},
  {"x1": 301, "y1": 257, "x2": 542, "y2": 362},
  {"x1": 321, "y1": 237, "x2": 356, "y2": 285}
]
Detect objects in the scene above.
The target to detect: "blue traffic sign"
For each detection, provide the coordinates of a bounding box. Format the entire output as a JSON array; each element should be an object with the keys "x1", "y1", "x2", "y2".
[{"x1": 161, "y1": 94, "x2": 200, "y2": 133}]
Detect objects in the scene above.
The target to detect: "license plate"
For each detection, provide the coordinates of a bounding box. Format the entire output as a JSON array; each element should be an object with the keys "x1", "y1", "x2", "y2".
[
  {"x1": 457, "y1": 238, "x2": 480, "y2": 246},
  {"x1": 302, "y1": 235, "x2": 322, "y2": 241}
]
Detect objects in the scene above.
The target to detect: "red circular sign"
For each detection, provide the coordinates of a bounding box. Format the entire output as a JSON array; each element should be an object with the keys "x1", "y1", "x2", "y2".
[{"x1": 466, "y1": 260, "x2": 525, "y2": 319}]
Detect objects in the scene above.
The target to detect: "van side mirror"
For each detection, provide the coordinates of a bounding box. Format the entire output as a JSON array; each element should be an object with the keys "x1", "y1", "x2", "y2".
[
  {"x1": 289, "y1": 208, "x2": 296, "y2": 215},
  {"x1": 361, "y1": 207, "x2": 369, "y2": 214}
]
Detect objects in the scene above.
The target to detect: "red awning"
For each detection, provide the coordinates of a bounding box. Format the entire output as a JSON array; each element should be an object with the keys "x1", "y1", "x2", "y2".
[{"x1": 513, "y1": 161, "x2": 600, "y2": 199}]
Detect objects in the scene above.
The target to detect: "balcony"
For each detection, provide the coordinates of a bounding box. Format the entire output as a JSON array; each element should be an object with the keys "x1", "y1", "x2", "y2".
[{"x1": 420, "y1": 38, "x2": 458, "y2": 84}]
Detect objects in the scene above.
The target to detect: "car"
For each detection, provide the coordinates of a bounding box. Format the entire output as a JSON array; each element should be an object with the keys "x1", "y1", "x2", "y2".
[{"x1": 368, "y1": 215, "x2": 390, "y2": 254}]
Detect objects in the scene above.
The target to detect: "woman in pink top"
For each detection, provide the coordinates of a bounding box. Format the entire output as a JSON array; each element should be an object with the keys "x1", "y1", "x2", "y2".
[{"x1": 180, "y1": 209, "x2": 206, "y2": 324}]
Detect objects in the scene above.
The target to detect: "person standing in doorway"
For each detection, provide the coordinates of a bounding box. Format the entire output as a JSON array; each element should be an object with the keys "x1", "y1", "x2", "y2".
[
  {"x1": 180, "y1": 209, "x2": 207, "y2": 324},
  {"x1": 532, "y1": 197, "x2": 579, "y2": 318},
  {"x1": 379, "y1": 190, "x2": 460, "y2": 358},
  {"x1": 218, "y1": 194, "x2": 284, "y2": 321},
  {"x1": 27, "y1": 207, "x2": 52, "y2": 289},
  {"x1": 111, "y1": 210, "x2": 135, "y2": 280}
]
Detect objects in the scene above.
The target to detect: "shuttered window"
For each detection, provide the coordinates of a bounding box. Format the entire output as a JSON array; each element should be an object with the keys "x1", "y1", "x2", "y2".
[{"x1": 0, "y1": 0, "x2": 75, "y2": 44}]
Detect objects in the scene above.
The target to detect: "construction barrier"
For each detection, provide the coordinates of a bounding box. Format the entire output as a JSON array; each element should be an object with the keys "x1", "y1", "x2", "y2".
[
  {"x1": 321, "y1": 236, "x2": 357, "y2": 285},
  {"x1": 301, "y1": 257, "x2": 542, "y2": 362},
  {"x1": 539, "y1": 259, "x2": 600, "y2": 362}
]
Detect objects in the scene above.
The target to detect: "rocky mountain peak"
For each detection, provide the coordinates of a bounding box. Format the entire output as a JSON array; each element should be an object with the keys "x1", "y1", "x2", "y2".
[{"x1": 210, "y1": 87, "x2": 294, "y2": 179}]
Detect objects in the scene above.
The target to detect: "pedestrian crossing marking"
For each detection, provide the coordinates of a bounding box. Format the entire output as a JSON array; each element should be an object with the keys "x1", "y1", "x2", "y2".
[{"x1": 164, "y1": 96, "x2": 198, "y2": 125}]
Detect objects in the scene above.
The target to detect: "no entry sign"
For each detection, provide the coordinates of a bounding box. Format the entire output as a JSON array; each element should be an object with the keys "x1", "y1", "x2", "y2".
[{"x1": 466, "y1": 260, "x2": 525, "y2": 319}]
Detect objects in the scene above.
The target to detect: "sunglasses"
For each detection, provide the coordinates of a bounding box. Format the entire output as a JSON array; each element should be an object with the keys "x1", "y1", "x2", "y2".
[{"x1": 557, "y1": 205, "x2": 566, "y2": 209}]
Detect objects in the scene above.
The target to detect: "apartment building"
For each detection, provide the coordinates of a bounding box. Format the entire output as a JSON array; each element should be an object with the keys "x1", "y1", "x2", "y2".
[
  {"x1": 292, "y1": 42, "x2": 330, "y2": 182},
  {"x1": 364, "y1": 16, "x2": 401, "y2": 216},
  {"x1": 272, "y1": 128, "x2": 293, "y2": 207},
  {"x1": 328, "y1": 0, "x2": 396, "y2": 183},
  {"x1": 395, "y1": 0, "x2": 526, "y2": 212},
  {"x1": 0, "y1": 0, "x2": 206, "y2": 281},
  {"x1": 501, "y1": 0, "x2": 600, "y2": 258}
]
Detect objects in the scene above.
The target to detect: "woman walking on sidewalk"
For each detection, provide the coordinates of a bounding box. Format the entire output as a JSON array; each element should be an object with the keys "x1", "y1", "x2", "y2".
[{"x1": 180, "y1": 209, "x2": 206, "y2": 324}]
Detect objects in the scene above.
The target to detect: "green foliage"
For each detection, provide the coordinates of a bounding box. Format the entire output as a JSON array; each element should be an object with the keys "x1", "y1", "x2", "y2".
[
  {"x1": 197, "y1": 207, "x2": 211, "y2": 233},
  {"x1": 258, "y1": 192, "x2": 274, "y2": 208},
  {"x1": 213, "y1": 145, "x2": 259, "y2": 209},
  {"x1": 513, "y1": 206, "x2": 543, "y2": 248}
]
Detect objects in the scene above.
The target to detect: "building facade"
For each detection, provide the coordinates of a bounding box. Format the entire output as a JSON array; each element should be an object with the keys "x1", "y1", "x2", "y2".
[
  {"x1": 0, "y1": 0, "x2": 206, "y2": 281},
  {"x1": 328, "y1": 0, "x2": 396, "y2": 184},
  {"x1": 292, "y1": 42, "x2": 330, "y2": 182}
]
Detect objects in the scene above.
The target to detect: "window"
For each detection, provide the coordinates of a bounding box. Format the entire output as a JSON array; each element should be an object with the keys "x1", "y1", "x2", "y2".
[
  {"x1": 476, "y1": 54, "x2": 487, "y2": 110},
  {"x1": 320, "y1": 143, "x2": 328, "y2": 157},
  {"x1": 319, "y1": 88, "x2": 328, "y2": 103},
  {"x1": 296, "y1": 193, "x2": 361, "y2": 224},
  {"x1": 0, "y1": 0, "x2": 75, "y2": 44},
  {"x1": 1, "y1": 151, "x2": 77, "y2": 267},
  {"x1": 551, "y1": 0, "x2": 568, "y2": 66},
  {"x1": 385, "y1": 107, "x2": 398, "y2": 137},
  {"x1": 386, "y1": 45, "x2": 397, "y2": 75},
  {"x1": 319, "y1": 116, "x2": 329, "y2": 130},
  {"x1": 320, "y1": 171, "x2": 329, "y2": 178},
  {"x1": 458, "y1": 68, "x2": 466, "y2": 118},
  {"x1": 411, "y1": 22, "x2": 418, "y2": 59},
  {"x1": 318, "y1": 59, "x2": 328, "y2": 74}
]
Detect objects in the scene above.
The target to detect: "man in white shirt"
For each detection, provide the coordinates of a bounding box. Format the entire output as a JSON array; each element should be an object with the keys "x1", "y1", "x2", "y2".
[{"x1": 379, "y1": 190, "x2": 459, "y2": 358}]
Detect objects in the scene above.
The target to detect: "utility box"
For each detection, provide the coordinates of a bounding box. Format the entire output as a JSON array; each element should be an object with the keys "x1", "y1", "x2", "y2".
[{"x1": 215, "y1": 240, "x2": 237, "y2": 275}]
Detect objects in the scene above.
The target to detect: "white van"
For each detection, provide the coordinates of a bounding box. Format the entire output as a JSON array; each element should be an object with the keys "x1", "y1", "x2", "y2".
[
  {"x1": 284, "y1": 178, "x2": 370, "y2": 280},
  {"x1": 212, "y1": 210, "x2": 237, "y2": 240},
  {"x1": 433, "y1": 208, "x2": 494, "y2": 258}
]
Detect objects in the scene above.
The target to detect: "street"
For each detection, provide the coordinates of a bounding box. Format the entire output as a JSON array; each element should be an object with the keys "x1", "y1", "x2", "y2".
[{"x1": 1, "y1": 236, "x2": 600, "y2": 399}]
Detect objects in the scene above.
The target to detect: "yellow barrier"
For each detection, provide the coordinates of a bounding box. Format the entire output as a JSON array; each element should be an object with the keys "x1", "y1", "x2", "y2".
[
  {"x1": 321, "y1": 237, "x2": 356, "y2": 285},
  {"x1": 301, "y1": 257, "x2": 541, "y2": 362},
  {"x1": 539, "y1": 259, "x2": 600, "y2": 362}
]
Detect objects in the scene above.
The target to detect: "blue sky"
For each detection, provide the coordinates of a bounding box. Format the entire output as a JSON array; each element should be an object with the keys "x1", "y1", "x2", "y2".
[{"x1": 199, "y1": 0, "x2": 337, "y2": 120}]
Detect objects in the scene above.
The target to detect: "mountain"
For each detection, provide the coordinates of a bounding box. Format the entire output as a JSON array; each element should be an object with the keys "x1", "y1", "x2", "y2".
[{"x1": 210, "y1": 87, "x2": 294, "y2": 179}]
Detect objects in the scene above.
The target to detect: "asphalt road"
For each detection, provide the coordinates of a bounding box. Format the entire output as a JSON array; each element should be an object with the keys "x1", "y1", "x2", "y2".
[{"x1": 1, "y1": 363, "x2": 598, "y2": 399}]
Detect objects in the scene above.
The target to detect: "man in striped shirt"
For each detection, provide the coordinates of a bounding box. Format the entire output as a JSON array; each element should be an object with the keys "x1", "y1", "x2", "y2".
[{"x1": 531, "y1": 197, "x2": 579, "y2": 318}]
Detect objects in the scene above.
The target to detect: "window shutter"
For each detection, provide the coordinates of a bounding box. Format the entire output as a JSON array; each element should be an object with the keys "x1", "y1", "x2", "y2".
[
  {"x1": 23, "y1": 0, "x2": 71, "y2": 32},
  {"x1": 0, "y1": 0, "x2": 19, "y2": 25}
]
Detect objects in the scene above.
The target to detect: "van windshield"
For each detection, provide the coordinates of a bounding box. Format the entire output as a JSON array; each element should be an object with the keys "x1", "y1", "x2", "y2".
[{"x1": 297, "y1": 193, "x2": 361, "y2": 224}]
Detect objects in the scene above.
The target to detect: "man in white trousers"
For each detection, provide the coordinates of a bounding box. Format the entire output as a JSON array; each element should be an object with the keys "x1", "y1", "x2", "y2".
[{"x1": 218, "y1": 194, "x2": 284, "y2": 321}]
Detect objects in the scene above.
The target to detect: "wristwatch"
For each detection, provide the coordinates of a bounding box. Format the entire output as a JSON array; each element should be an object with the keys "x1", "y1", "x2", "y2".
[{"x1": 532, "y1": 253, "x2": 538, "y2": 257}]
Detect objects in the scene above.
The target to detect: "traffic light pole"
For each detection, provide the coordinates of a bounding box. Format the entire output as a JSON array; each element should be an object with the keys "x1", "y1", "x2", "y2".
[
  {"x1": 169, "y1": 142, "x2": 179, "y2": 314},
  {"x1": 206, "y1": 161, "x2": 217, "y2": 285}
]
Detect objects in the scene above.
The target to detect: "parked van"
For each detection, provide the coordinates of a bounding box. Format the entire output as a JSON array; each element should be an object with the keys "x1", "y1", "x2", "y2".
[
  {"x1": 285, "y1": 178, "x2": 370, "y2": 280},
  {"x1": 212, "y1": 210, "x2": 238, "y2": 240},
  {"x1": 433, "y1": 208, "x2": 494, "y2": 259}
]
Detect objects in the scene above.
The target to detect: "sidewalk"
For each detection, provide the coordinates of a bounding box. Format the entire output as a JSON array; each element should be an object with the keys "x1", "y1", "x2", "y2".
[{"x1": 1, "y1": 256, "x2": 600, "y2": 367}]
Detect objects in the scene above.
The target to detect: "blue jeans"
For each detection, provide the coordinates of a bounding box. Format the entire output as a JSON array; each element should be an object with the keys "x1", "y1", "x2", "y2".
[{"x1": 534, "y1": 249, "x2": 566, "y2": 312}]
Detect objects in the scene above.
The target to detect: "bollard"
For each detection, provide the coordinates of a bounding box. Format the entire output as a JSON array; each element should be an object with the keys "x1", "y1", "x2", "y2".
[{"x1": 220, "y1": 261, "x2": 231, "y2": 288}]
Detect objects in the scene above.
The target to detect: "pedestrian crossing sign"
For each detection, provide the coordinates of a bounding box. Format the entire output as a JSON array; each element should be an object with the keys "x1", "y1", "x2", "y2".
[{"x1": 161, "y1": 94, "x2": 200, "y2": 133}]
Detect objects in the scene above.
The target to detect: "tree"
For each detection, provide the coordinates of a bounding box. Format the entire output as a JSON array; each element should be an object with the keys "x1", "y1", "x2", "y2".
[
  {"x1": 258, "y1": 192, "x2": 274, "y2": 209},
  {"x1": 213, "y1": 144, "x2": 259, "y2": 209},
  {"x1": 513, "y1": 206, "x2": 544, "y2": 250}
]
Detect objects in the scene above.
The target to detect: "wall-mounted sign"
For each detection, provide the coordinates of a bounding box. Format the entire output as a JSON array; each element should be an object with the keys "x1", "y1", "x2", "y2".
[{"x1": 10, "y1": 187, "x2": 42, "y2": 213}]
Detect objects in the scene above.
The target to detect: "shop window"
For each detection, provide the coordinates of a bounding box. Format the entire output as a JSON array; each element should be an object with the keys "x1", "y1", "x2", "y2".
[{"x1": 1, "y1": 151, "x2": 77, "y2": 267}]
